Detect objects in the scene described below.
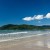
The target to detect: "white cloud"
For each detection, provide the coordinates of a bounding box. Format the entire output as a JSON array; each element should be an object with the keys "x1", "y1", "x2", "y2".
[
  {"x1": 22, "y1": 13, "x2": 50, "y2": 21},
  {"x1": 22, "y1": 15, "x2": 44, "y2": 21},
  {"x1": 45, "y1": 13, "x2": 50, "y2": 18},
  {"x1": 34, "y1": 15, "x2": 43, "y2": 20},
  {"x1": 22, "y1": 17, "x2": 34, "y2": 21}
]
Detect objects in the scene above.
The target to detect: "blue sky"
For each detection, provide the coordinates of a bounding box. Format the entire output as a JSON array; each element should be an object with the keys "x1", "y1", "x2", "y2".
[{"x1": 0, "y1": 0, "x2": 50, "y2": 26}]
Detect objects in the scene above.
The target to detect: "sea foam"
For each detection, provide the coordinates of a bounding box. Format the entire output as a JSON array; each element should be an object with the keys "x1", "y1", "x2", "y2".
[{"x1": 0, "y1": 31, "x2": 28, "y2": 36}]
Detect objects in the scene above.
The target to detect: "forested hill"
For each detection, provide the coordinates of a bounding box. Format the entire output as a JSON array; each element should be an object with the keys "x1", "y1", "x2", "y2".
[{"x1": 0, "y1": 24, "x2": 50, "y2": 30}]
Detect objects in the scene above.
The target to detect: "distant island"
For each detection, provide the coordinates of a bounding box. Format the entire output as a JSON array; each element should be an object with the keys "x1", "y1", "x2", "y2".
[{"x1": 0, "y1": 24, "x2": 50, "y2": 30}]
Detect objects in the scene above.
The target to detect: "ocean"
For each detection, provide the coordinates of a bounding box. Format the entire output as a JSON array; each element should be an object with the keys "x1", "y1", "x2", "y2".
[{"x1": 0, "y1": 30, "x2": 50, "y2": 42}]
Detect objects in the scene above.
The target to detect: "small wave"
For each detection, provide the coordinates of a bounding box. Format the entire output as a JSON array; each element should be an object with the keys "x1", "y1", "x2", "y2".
[
  {"x1": 0, "y1": 35, "x2": 36, "y2": 42},
  {"x1": 0, "y1": 31, "x2": 50, "y2": 42},
  {"x1": 0, "y1": 33, "x2": 46, "y2": 42},
  {"x1": 0, "y1": 31, "x2": 28, "y2": 36}
]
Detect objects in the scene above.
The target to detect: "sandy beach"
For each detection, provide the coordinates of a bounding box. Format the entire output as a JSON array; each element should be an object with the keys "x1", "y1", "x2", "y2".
[
  {"x1": 0, "y1": 0, "x2": 50, "y2": 50},
  {"x1": 0, "y1": 34, "x2": 50, "y2": 50}
]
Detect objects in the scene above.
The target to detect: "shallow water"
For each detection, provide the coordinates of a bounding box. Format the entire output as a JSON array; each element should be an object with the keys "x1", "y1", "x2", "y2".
[{"x1": 0, "y1": 30, "x2": 50, "y2": 42}]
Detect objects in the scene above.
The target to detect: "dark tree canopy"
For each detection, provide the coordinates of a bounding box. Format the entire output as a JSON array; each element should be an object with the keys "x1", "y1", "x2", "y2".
[{"x1": 0, "y1": 24, "x2": 50, "y2": 30}]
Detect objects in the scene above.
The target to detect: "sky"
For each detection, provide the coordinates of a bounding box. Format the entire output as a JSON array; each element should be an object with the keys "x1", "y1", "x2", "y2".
[{"x1": 0, "y1": 0, "x2": 50, "y2": 26}]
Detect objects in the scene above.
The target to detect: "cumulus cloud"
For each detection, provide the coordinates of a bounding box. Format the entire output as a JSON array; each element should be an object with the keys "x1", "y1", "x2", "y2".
[
  {"x1": 34, "y1": 15, "x2": 43, "y2": 20},
  {"x1": 22, "y1": 15, "x2": 43, "y2": 21},
  {"x1": 45, "y1": 13, "x2": 50, "y2": 18},
  {"x1": 22, "y1": 17, "x2": 34, "y2": 21},
  {"x1": 22, "y1": 13, "x2": 50, "y2": 21}
]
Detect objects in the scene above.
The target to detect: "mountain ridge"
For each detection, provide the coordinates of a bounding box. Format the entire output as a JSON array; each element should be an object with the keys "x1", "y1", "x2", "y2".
[{"x1": 0, "y1": 24, "x2": 50, "y2": 30}]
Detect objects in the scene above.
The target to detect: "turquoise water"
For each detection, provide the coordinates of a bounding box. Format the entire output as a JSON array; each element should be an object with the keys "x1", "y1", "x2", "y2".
[{"x1": 0, "y1": 30, "x2": 50, "y2": 42}]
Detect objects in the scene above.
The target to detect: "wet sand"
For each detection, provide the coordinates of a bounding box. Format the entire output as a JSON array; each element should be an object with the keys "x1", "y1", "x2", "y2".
[{"x1": 0, "y1": 34, "x2": 50, "y2": 50}]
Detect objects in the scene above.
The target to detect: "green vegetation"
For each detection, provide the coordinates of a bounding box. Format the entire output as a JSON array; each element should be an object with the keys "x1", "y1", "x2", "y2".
[{"x1": 0, "y1": 24, "x2": 50, "y2": 30}]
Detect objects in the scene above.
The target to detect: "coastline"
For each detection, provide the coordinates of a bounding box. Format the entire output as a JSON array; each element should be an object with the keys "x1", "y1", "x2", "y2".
[{"x1": 0, "y1": 34, "x2": 50, "y2": 50}]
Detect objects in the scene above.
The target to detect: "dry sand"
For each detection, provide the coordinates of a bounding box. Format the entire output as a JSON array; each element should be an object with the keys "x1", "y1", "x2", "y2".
[{"x1": 0, "y1": 34, "x2": 50, "y2": 50}]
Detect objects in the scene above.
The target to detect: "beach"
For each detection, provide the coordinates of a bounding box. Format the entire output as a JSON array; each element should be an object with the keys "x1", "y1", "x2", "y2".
[
  {"x1": 0, "y1": 0, "x2": 50, "y2": 50},
  {"x1": 0, "y1": 33, "x2": 50, "y2": 50}
]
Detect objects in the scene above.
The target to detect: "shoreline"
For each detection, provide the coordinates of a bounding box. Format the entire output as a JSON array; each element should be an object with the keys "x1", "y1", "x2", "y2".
[
  {"x1": 0, "y1": 33, "x2": 44, "y2": 42},
  {"x1": 0, "y1": 33, "x2": 50, "y2": 50}
]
